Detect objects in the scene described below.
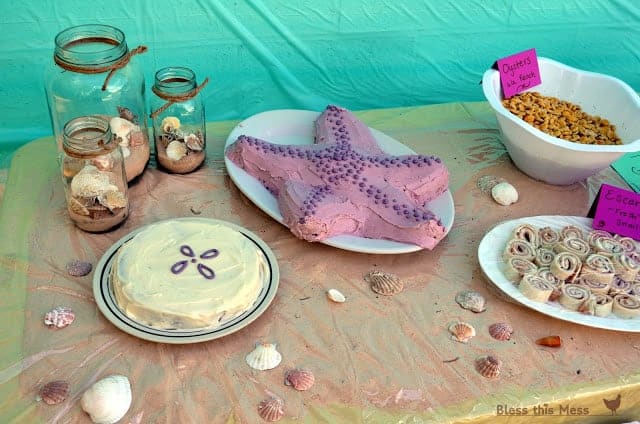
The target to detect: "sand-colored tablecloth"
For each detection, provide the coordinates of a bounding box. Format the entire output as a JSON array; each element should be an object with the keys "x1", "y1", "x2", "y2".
[{"x1": 1, "y1": 102, "x2": 639, "y2": 423}]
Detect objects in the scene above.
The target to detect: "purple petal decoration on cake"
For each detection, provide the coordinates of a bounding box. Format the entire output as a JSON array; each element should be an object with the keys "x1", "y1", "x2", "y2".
[
  {"x1": 171, "y1": 260, "x2": 189, "y2": 274},
  {"x1": 180, "y1": 245, "x2": 195, "y2": 257},
  {"x1": 200, "y1": 248, "x2": 219, "y2": 259},
  {"x1": 197, "y1": 263, "x2": 215, "y2": 279}
]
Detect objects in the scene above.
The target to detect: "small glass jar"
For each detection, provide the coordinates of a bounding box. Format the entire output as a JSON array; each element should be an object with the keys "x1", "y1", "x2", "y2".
[
  {"x1": 45, "y1": 24, "x2": 149, "y2": 182},
  {"x1": 150, "y1": 67, "x2": 207, "y2": 174},
  {"x1": 62, "y1": 116, "x2": 129, "y2": 232}
]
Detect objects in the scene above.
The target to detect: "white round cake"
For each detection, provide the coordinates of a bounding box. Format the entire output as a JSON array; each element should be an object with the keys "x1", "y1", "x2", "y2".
[{"x1": 111, "y1": 218, "x2": 267, "y2": 330}]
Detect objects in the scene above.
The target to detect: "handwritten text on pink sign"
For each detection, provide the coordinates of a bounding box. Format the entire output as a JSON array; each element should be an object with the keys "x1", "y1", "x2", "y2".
[
  {"x1": 497, "y1": 48, "x2": 541, "y2": 98},
  {"x1": 592, "y1": 184, "x2": 640, "y2": 241}
]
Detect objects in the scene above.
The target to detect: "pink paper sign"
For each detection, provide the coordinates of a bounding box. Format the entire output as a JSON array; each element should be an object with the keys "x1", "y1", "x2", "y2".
[
  {"x1": 496, "y1": 48, "x2": 542, "y2": 98},
  {"x1": 592, "y1": 184, "x2": 640, "y2": 241}
]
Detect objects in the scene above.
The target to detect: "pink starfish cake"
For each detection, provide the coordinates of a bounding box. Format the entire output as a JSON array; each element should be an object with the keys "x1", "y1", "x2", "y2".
[{"x1": 225, "y1": 105, "x2": 450, "y2": 249}]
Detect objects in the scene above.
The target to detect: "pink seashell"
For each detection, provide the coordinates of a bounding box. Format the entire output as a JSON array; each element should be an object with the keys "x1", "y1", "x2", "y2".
[
  {"x1": 257, "y1": 395, "x2": 285, "y2": 422},
  {"x1": 448, "y1": 322, "x2": 476, "y2": 343},
  {"x1": 44, "y1": 306, "x2": 75, "y2": 329},
  {"x1": 284, "y1": 368, "x2": 315, "y2": 391},
  {"x1": 488, "y1": 322, "x2": 514, "y2": 341},
  {"x1": 475, "y1": 355, "x2": 502, "y2": 379},
  {"x1": 66, "y1": 260, "x2": 92, "y2": 277},
  {"x1": 39, "y1": 380, "x2": 70, "y2": 405}
]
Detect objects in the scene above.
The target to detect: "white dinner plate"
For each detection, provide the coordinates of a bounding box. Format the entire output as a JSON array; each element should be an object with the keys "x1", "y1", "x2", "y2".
[
  {"x1": 478, "y1": 215, "x2": 640, "y2": 332},
  {"x1": 223, "y1": 109, "x2": 455, "y2": 254},
  {"x1": 93, "y1": 218, "x2": 280, "y2": 344}
]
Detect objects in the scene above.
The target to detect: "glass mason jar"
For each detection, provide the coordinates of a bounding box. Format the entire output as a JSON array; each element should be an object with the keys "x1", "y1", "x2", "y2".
[
  {"x1": 45, "y1": 24, "x2": 149, "y2": 182},
  {"x1": 150, "y1": 67, "x2": 207, "y2": 174},
  {"x1": 62, "y1": 116, "x2": 129, "y2": 232}
]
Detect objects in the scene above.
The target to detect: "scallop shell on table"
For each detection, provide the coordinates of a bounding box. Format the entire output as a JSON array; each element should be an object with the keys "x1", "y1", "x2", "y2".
[
  {"x1": 166, "y1": 140, "x2": 187, "y2": 161},
  {"x1": 80, "y1": 374, "x2": 131, "y2": 424},
  {"x1": 39, "y1": 380, "x2": 70, "y2": 405},
  {"x1": 455, "y1": 290, "x2": 487, "y2": 313},
  {"x1": 98, "y1": 190, "x2": 127, "y2": 212},
  {"x1": 284, "y1": 368, "x2": 315, "y2": 391},
  {"x1": 364, "y1": 270, "x2": 404, "y2": 295},
  {"x1": 475, "y1": 355, "x2": 502, "y2": 379},
  {"x1": 488, "y1": 322, "x2": 513, "y2": 341},
  {"x1": 246, "y1": 342, "x2": 282, "y2": 371},
  {"x1": 44, "y1": 306, "x2": 75, "y2": 329},
  {"x1": 66, "y1": 259, "x2": 93, "y2": 277},
  {"x1": 491, "y1": 182, "x2": 518, "y2": 206},
  {"x1": 70, "y1": 171, "x2": 118, "y2": 199},
  {"x1": 257, "y1": 395, "x2": 285, "y2": 422},
  {"x1": 449, "y1": 322, "x2": 476, "y2": 343},
  {"x1": 326, "y1": 288, "x2": 346, "y2": 303},
  {"x1": 185, "y1": 133, "x2": 204, "y2": 151}
]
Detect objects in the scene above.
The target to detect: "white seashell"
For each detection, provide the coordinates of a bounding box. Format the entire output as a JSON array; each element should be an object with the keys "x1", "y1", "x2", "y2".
[
  {"x1": 98, "y1": 190, "x2": 127, "y2": 211},
  {"x1": 109, "y1": 117, "x2": 134, "y2": 141},
  {"x1": 70, "y1": 172, "x2": 118, "y2": 198},
  {"x1": 80, "y1": 374, "x2": 132, "y2": 424},
  {"x1": 491, "y1": 182, "x2": 518, "y2": 206},
  {"x1": 161, "y1": 116, "x2": 181, "y2": 133},
  {"x1": 455, "y1": 290, "x2": 487, "y2": 313},
  {"x1": 245, "y1": 342, "x2": 282, "y2": 371},
  {"x1": 326, "y1": 288, "x2": 346, "y2": 303},
  {"x1": 184, "y1": 133, "x2": 204, "y2": 151},
  {"x1": 166, "y1": 140, "x2": 187, "y2": 161},
  {"x1": 120, "y1": 146, "x2": 131, "y2": 158}
]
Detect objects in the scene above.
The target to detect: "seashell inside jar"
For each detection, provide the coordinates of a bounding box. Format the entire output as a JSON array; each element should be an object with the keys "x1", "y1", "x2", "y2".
[
  {"x1": 109, "y1": 108, "x2": 150, "y2": 182},
  {"x1": 62, "y1": 116, "x2": 129, "y2": 232},
  {"x1": 151, "y1": 67, "x2": 208, "y2": 174}
]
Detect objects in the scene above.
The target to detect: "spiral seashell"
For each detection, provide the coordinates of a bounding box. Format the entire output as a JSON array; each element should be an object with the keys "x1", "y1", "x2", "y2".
[
  {"x1": 502, "y1": 239, "x2": 536, "y2": 261},
  {"x1": 538, "y1": 227, "x2": 559, "y2": 249},
  {"x1": 503, "y1": 257, "x2": 538, "y2": 283},
  {"x1": 574, "y1": 276, "x2": 610, "y2": 296},
  {"x1": 257, "y1": 395, "x2": 285, "y2": 422},
  {"x1": 161, "y1": 116, "x2": 181, "y2": 133},
  {"x1": 98, "y1": 190, "x2": 127, "y2": 212},
  {"x1": 512, "y1": 224, "x2": 539, "y2": 248},
  {"x1": 475, "y1": 355, "x2": 501, "y2": 379},
  {"x1": 536, "y1": 268, "x2": 564, "y2": 301},
  {"x1": 609, "y1": 276, "x2": 633, "y2": 296},
  {"x1": 550, "y1": 252, "x2": 582, "y2": 282},
  {"x1": 491, "y1": 182, "x2": 518, "y2": 206},
  {"x1": 455, "y1": 290, "x2": 486, "y2": 313},
  {"x1": 579, "y1": 254, "x2": 615, "y2": 285},
  {"x1": 615, "y1": 235, "x2": 638, "y2": 253},
  {"x1": 488, "y1": 322, "x2": 513, "y2": 341},
  {"x1": 245, "y1": 342, "x2": 282, "y2": 371},
  {"x1": 558, "y1": 284, "x2": 591, "y2": 311},
  {"x1": 284, "y1": 368, "x2": 315, "y2": 391},
  {"x1": 70, "y1": 171, "x2": 118, "y2": 199},
  {"x1": 448, "y1": 322, "x2": 476, "y2": 343},
  {"x1": 534, "y1": 248, "x2": 555, "y2": 268},
  {"x1": 66, "y1": 259, "x2": 93, "y2": 277},
  {"x1": 44, "y1": 306, "x2": 75, "y2": 329},
  {"x1": 185, "y1": 133, "x2": 204, "y2": 151},
  {"x1": 610, "y1": 253, "x2": 640, "y2": 282},
  {"x1": 560, "y1": 225, "x2": 584, "y2": 241},
  {"x1": 518, "y1": 274, "x2": 553, "y2": 302},
  {"x1": 166, "y1": 140, "x2": 187, "y2": 161},
  {"x1": 326, "y1": 288, "x2": 346, "y2": 303},
  {"x1": 80, "y1": 374, "x2": 131, "y2": 424},
  {"x1": 39, "y1": 380, "x2": 70, "y2": 405},
  {"x1": 364, "y1": 271, "x2": 404, "y2": 296},
  {"x1": 553, "y1": 237, "x2": 591, "y2": 260},
  {"x1": 612, "y1": 294, "x2": 640, "y2": 319}
]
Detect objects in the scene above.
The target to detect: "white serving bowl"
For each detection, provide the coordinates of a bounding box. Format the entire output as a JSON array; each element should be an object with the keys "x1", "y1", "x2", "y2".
[{"x1": 482, "y1": 57, "x2": 640, "y2": 185}]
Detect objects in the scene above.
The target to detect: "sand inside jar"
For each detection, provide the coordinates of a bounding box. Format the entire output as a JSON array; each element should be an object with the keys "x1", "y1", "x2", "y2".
[{"x1": 155, "y1": 137, "x2": 205, "y2": 174}]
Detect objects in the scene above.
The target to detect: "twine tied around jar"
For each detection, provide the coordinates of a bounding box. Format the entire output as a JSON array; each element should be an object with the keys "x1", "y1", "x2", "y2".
[
  {"x1": 150, "y1": 77, "x2": 209, "y2": 119},
  {"x1": 54, "y1": 45, "x2": 148, "y2": 91}
]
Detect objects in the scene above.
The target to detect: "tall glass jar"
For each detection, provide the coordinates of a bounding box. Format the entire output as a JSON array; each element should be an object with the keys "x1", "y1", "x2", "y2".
[
  {"x1": 150, "y1": 67, "x2": 207, "y2": 174},
  {"x1": 62, "y1": 116, "x2": 129, "y2": 232},
  {"x1": 45, "y1": 24, "x2": 150, "y2": 182}
]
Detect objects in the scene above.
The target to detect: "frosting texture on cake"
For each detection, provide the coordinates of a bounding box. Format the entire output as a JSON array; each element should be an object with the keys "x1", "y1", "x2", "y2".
[
  {"x1": 225, "y1": 105, "x2": 450, "y2": 249},
  {"x1": 112, "y1": 219, "x2": 266, "y2": 330}
]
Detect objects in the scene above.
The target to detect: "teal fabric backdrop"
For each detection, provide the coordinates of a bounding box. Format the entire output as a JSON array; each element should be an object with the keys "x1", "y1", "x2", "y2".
[{"x1": 0, "y1": 0, "x2": 638, "y2": 156}]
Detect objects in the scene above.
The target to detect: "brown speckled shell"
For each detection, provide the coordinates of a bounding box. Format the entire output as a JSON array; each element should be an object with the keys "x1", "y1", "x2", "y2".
[
  {"x1": 448, "y1": 322, "x2": 476, "y2": 343},
  {"x1": 364, "y1": 271, "x2": 404, "y2": 295},
  {"x1": 44, "y1": 306, "x2": 75, "y2": 329},
  {"x1": 284, "y1": 368, "x2": 315, "y2": 391},
  {"x1": 39, "y1": 380, "x2": 70, "y2": 405},
  {"x1": 488, "y1": 322, "x2": 513, "y2": 341},
  {"x1": 257, "y1": 396, "x2": 285, "y2": 422},
  {"x1": 475, "y1": 355, "x2": 502, "y2": 379},
  {"x1": 455, "y1": 290, "x2": 486, "y2": 313},
  {"x1": 66, "y1": 260, "x2": 93, "y2": 277}
]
